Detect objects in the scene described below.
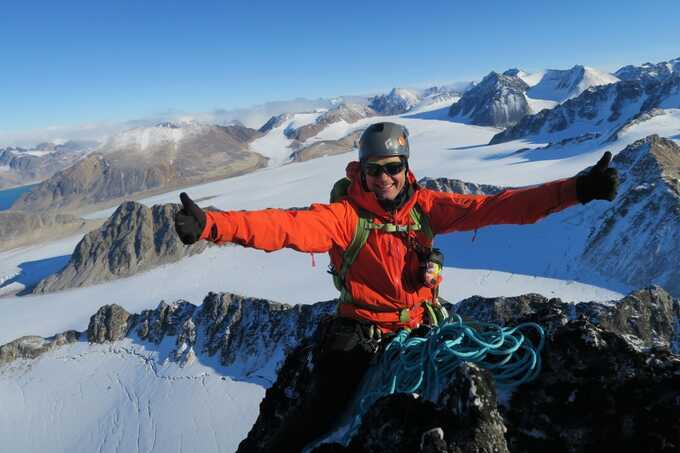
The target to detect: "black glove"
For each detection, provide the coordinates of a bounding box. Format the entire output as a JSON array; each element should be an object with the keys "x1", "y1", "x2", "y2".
[
  {"x1": 576, "y1": 151, "x2": 619, "y2": 204},
  {"x1": 174, "y1": 192, "x2": 206, "y2": 245}
]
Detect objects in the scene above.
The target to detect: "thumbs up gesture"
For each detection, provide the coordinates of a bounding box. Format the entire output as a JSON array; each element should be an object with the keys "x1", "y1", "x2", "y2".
[
  {"x1": 576, "y1": 152, "x2": 619, "y2": 204},
  {"x1": 174, "y1": 192, "x2": 207, "y2": 245}
]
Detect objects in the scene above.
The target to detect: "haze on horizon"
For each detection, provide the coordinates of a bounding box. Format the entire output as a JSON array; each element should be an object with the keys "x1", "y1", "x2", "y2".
[{"x1": 2, "y1": 0, "x2": 679, "y2": 146}]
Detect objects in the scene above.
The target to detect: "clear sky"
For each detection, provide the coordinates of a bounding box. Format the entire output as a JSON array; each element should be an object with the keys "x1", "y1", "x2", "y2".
[{"x1": 2, "y1": 0, "x2": 679, "y2": 136}]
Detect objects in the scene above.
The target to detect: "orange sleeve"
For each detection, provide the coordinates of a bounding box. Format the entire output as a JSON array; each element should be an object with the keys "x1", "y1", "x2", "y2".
[
  {"x1": 427, "y1": 177, "x2": 579, "y2": 234},
  {"x1": 199, "y1": 202, "x2": 355, "y2": 253}
]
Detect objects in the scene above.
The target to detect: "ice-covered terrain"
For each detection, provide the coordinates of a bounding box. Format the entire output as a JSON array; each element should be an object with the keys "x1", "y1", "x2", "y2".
[{"x1": 1, "y1": 66, "x2": 680, "y2": 452}]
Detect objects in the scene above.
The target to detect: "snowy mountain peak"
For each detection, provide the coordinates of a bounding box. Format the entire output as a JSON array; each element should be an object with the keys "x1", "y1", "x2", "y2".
[
  {"x1": 369, "y1": 87, "x2": 421, "y2": 115},
  {"x1": 106, "y1": 121, "x2": 209, "y2": 152},
  {"x1": 448, "y1": 71, "x2": 529, "y2": 127},
  {"x1": 524, "y1": 65, "x2": 619, "y2": 103}
]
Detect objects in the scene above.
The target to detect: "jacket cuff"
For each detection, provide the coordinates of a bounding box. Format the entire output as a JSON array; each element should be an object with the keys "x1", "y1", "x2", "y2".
[
  {"x1": 561, "y1": 177, "x2": 580, "y2": 206},
  {"x1": 199, "y1": 212, "x2": 217, "y2": 241}
]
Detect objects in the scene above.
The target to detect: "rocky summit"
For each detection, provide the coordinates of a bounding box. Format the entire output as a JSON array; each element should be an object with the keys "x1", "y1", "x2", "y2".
[
  {"x1": 237, "y1": 286, "x2": 679, "y2": 453},
  {"x1": 0, "y1": 287, "x2": 678, "y2": 452}
]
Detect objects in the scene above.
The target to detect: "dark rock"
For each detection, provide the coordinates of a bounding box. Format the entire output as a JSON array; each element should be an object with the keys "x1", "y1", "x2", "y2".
[
  {"x1": 242, "y1": 287, "x2": 679, "y2": 452},
  {"x1": 87, "y1": 304, "x2": 131, "y2": 343},
  {"x1": 449, "y1": 72, "x2": 530, "y2": 127}
]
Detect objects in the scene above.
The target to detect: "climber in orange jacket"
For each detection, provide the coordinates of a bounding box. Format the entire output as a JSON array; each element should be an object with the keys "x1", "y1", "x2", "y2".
[
  {"x1": 175, "y1": 122, "x2": 617, "y2": 333},
  {"x1": 175, "y1": 122, "x2": 618, "y2": 452}
]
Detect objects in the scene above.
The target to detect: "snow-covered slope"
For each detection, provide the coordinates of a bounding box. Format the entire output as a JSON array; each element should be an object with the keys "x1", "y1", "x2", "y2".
[
  {"x1": 250, "y1": 111, "x2": 324, "y2": 165},
  {"x1": 0, "y1": 339, "x2": 264, "y2": 453}
]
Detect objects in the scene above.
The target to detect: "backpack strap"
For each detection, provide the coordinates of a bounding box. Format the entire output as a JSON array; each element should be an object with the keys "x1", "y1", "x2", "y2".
[
  {"x1": 333, "y1": 203, "x2": 434, "y2": 307},
  {"x1": 332, "y1": 207, "x2": 372, "y2": 293}
]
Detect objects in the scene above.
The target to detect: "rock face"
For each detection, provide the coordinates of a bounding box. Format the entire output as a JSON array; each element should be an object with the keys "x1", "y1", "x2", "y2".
[
  {"x1": 581, "y1": 135, "x2": 680, "y2": 296},
  {"x1": 31, "y1": 201, "x2": 211, "y2": 293},
  {"x1": 258, "y1": 113, "x2": 294, "y2": 133},
  {"x1": 288, "y1": 103, "x2": 376, "y2": 143},
  {"x1": 615, "y1": 57, "x2": 680, "y2": 83},
  {"x1": 448, "y1": 72, "x2": 530, "y2": 127},
  {"x1": 0, "y1": 211, "x2": 94, "y2": 251},
  {"x1": 289, "y1": 130, "x2": 362, "y2": 163},
  {"x1": 489, "y1": 73, "x2": 680, "y2": 144},
  {"x1": 0, "y1": 141, "x2": 95, "y2": 189},
  {"x1": 81, "y1": 293, "x2": 337, "y2": 376},
  {"x1": 11, "y1": 123, "x2": 267, "y2": 212},
  {"x1": 239, "y1": 287, "x2": 680, "y2": 452}
]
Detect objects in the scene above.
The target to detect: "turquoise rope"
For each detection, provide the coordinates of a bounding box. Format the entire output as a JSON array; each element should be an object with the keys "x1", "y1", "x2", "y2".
[{"x1": 351, "y1": 313, "x2": 545, "y2": 425}]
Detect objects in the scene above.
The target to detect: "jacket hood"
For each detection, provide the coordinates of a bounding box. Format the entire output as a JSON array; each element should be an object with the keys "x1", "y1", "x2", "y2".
[{"x1": 345, "y1": 161, "x2": 419, "y2": 221}]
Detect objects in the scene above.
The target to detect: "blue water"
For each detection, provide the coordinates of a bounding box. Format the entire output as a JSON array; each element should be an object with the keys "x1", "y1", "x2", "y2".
[{"x1": 0, "y1": 184, "x2": 37, "y2": 210}]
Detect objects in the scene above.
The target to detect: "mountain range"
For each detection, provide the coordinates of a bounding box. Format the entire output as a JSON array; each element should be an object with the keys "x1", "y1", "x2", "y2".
[{"x1": 1, "y1": 55, "x2": 679, "y2": 453}]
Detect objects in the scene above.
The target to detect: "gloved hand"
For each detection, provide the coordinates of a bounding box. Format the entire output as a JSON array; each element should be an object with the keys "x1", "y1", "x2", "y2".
[
  {"x1": 576, "y1": 151, "x2": 619, "y2": 204},
  {"x1": 174, "y1": 192, "x2": 206, "y2": 245}
]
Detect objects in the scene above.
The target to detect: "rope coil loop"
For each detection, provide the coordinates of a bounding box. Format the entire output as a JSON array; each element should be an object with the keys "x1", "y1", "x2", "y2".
[{"x1": 355, "y1": 313, "x2": 545, "y2": 415}]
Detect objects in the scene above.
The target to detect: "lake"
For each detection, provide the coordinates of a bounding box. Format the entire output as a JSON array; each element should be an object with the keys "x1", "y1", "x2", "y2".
[{"x1": 0, "y1": 184, "x2": 37, "y2": 210}]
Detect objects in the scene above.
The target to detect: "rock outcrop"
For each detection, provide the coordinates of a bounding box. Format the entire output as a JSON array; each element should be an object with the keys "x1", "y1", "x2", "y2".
[
  {"x1": 237, "y1": 287, "x2": 679, "y2": 452},
  {"x1": 448, "y1": 72, "x2": 530, "y2": 127},
  {"x1": 11, "y1": 123, "x2": 267, "y2": 212},
  {"x1": 31, "y1": 201, "x2": 212, "y2": 293},
  {"x1": 258, "y1": 113, "x2": 294, "y2": 134},
  {"x1": 83, "y1": 292, "x2": 337, "y2": 376},
  {"x1": 0, "y1": 331, "x2": 80, "y2": 366}
]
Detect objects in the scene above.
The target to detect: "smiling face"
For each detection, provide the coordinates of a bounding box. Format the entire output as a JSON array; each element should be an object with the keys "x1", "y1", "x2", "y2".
[{"x1": 363, "y1": 156, "x2": 407, "y2": 201}]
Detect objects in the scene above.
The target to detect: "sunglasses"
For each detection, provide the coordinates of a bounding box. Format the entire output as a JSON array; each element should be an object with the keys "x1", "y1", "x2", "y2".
[{"x1": 363, "y1": 161, "x2": 406, "y2": 177}]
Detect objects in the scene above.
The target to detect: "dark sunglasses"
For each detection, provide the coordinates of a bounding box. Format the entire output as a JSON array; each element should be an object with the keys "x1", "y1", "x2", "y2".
[{"x1": 363, "y1": 161, "x2": 406, "y2": 177}]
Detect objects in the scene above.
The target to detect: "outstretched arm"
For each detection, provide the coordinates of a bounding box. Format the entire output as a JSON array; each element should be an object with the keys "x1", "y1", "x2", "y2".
[
  {"x1": 174, "y1": 192, "x2": 354, "y2": 253},
  {"x1": 428, "y1": 152, "x2": 619, "y2": 234}
]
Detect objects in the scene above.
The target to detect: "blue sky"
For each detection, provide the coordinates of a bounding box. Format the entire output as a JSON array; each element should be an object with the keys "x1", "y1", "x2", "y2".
[{"x1": 2, "y1": 0, "x2": 679, "y2": 136}]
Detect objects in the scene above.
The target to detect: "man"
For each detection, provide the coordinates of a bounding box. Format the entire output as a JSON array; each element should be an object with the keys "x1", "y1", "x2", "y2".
[{"x1": 174, "y1": 122, "x2": 618, "y2": 451}]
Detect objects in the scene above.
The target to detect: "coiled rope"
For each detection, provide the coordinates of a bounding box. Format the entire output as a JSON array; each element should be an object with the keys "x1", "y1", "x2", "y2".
[{"x1": 355, "y1": 313, "x2": 545, "y2": 414}]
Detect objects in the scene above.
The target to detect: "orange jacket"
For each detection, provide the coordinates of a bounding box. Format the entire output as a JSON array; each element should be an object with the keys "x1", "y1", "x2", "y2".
[{"x1": 200, "y1": 161, "x2": 579, "y2": 333}]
